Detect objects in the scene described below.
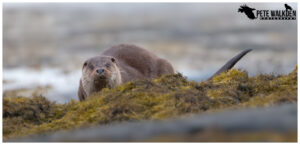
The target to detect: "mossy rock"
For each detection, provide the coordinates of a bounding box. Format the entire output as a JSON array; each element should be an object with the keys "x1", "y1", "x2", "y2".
[{"x1": 3, "y1": 66, "x2": 297, "y2": 140}]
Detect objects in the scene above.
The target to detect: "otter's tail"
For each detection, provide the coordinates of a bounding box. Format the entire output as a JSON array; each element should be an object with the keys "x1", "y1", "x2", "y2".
[{"x1": 208, "y1": 49, "x2": 252, "y2": 80}]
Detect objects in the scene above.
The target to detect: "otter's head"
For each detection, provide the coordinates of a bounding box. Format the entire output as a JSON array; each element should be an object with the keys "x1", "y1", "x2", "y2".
[{"x1": 81, "y1": 56, "x2": 122, "y2": 97}]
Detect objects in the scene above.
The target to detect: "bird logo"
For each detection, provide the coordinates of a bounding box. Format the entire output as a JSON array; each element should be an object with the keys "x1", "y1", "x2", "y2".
[
  {"x1": 284, "y1": 3, "x2": 292, "y2": 11},
  {"x1": 238, "y1": 5, "x2": 257, "y2": 20}
]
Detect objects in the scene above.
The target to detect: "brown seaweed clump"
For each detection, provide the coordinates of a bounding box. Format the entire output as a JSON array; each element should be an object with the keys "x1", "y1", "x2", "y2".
[
  {"x1": 3, "y1": 66, "x2": 297, "y2": 140},
  {"x1": 3, "y1": 96, "x2": 66, "y2": 138}
]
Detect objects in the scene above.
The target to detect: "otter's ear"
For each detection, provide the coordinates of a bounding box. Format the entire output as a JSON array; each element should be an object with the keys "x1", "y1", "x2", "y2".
[
  {"x1": 83, "y1": 61, "x2": 88, "y2": 69},
  {"x1": 111, "y1": 57, "x2": 116, "y2": 63}
]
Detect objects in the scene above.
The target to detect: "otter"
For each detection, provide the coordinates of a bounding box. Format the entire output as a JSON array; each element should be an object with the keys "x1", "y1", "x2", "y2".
[{"x1": 78, "y1": 44, "x2": 252, "y2": 101}]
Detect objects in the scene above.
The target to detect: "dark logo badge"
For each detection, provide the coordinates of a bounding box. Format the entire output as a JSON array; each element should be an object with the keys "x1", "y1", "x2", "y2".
[{"x1": 238, "y1": 3, "x2": 296, "y2": 20}]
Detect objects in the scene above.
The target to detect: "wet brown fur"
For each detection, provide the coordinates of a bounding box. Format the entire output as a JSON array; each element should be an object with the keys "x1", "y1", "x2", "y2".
[{"x1": 78, "y1": 44, "x2": 174, "y2": 101}]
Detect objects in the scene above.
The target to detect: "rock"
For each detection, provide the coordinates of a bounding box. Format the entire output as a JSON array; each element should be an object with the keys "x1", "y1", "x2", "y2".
[{"x1": 9, "y1": 103, "x2": 297, "y2": 142}]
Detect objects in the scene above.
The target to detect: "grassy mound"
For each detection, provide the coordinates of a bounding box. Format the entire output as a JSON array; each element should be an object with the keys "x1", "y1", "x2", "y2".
[{"x1": 3, "y1": 66, "x2": 297, "y2": 140}]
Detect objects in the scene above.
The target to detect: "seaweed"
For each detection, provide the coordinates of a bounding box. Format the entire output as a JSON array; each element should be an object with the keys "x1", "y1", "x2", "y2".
[
  {"x1": 3, "y1": 66, "x2": 297, "y2": 140},
  {"x1": 3, "y1": 96, "x2": 66, "y2": 137}
]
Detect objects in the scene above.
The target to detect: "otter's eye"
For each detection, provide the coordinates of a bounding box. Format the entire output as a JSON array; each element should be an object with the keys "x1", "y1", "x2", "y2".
[
  {"x1": 105, "y1": 63, "x2": 110, "y2": 67},
  {"x1": 89, "y1": 64, "x2": 94, "y2": 70}
]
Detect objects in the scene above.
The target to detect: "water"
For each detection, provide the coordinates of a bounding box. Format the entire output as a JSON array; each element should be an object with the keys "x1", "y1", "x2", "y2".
[{"x1": 3, "y1": 67, "x2": 80, "y2": 103}]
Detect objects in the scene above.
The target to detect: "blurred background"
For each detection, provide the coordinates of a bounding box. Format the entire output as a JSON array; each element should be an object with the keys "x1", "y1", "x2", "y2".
[{"x1": 3, "y1": 3, "x2": 297, "y2": 103}]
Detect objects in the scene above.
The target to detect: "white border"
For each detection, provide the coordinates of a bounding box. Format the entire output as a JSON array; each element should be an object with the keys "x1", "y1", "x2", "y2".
[
  {"x1": 1, "y1": 0, "x2": 300, "y2": 3},
  {"x1": 0, "y1": 0, "x2": 299, "y2": 144}
]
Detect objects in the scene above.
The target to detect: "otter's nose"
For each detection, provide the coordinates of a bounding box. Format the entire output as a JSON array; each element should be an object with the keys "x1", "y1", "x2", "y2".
[{"x1": 96, "y1": 69, "x2": 105, "y2": 74}]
